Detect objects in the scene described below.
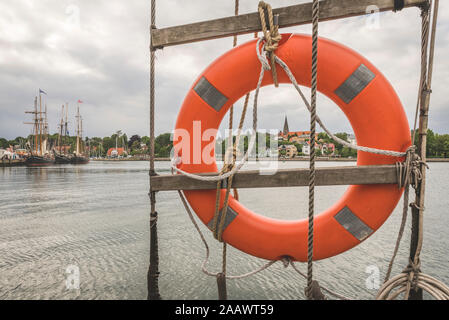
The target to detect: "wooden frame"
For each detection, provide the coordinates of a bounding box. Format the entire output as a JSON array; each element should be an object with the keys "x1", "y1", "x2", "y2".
[
  {"x1": 151, "y1": 0, "x2": 427, "y2": 49},
  {"x1": 150, "y1": 165, "x2": 398, "y2": 191}
]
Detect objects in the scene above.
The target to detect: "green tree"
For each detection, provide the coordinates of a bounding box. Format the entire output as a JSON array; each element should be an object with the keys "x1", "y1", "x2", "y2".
[
  {"x1": 154, "y1": 133, "x2": 172, "y2": 157},
  {"x1": 128, "y1": 134, "x2": 141, "y2": 149},
  {"x1": 0, "y1": 138, "x2": 8, "y2": 148},
  {"x1": 318, "y1": 132, "x2": 331, "y2": 143}
]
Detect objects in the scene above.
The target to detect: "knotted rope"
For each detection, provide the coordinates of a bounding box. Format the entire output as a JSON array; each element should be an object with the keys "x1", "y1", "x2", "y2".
[
  {"x1": 211, "y1": 79, "x2": 250, "y2": 243},
  {"x1": 258, "y1": 1, "x2": 281, "y2": 87},
  {"x1": 383, "y1": 146, "x2": 423, "y2": 283}
]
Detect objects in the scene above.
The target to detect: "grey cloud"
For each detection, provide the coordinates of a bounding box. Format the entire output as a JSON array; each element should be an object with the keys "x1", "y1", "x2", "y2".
[{"x1": 0, "y1": 0, "x2": 448, "y2": 140}]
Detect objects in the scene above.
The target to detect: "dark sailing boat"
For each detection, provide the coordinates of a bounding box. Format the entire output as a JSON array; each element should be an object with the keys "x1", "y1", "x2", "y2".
[
  {"x1": 54, "y1": 103, "x2": 72, "y2": 164},
  {"x1": 24, "y1": 90, "x2": 54, "y2": 166},
  {"x1": 71, "y1": 102, "x2": 89, "y2": 164}
]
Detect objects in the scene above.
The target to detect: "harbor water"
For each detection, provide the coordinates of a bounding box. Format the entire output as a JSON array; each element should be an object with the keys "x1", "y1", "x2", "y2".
[{"x1": 0, "y1": 161, "x2": 448, "y2": 300}]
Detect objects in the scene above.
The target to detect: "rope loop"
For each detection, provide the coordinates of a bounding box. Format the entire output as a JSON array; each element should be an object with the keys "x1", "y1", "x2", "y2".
[{"x1": 395, "y1": 146, "x2": 426, "y2": 190}]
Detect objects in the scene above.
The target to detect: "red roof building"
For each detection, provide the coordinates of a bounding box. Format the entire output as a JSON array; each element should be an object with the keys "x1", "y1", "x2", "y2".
[{"x1": 107, "y1": 148, "x2": 125, "y2": 157}]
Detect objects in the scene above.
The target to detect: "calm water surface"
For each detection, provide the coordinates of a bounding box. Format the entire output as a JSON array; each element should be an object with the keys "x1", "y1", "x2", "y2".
[{"x1": 0, "y1": 161, "x2": 448, "y2": 300}]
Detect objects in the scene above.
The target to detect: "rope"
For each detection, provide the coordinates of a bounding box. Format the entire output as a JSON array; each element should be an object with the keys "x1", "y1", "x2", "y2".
[
  {"x1": 289, "y1": 260, "x2": 351, "y2": 300},
  {"x1": 411, "y1": 1, "x2": 431, "y2": 146},
  {"x1": 177, "y1": 172, "x2": 352, "y2": 299},
  {"x1": 179, "y1": 188, "x2": 352, "y2": 300},
  {"x1": 211, "y1": 93, "x2": 250, "y2": 242},
  {"x1": 147, "y1": 0, "x2": 161, "y2": 300},
  {"x1": 384, "y1": 147, "x2": 420, "y2": 282},
  {"x1": 215, "y1": 0, "x2": 242, "y2": 300},
  {"x1": 257, "y1": 1, "x2": 281, "y2": 87},
  {"x1": 377, "y1": 267, "x2": 449, "y2": 300},
  {"x1": 304, "y1": 0, "x2": 323, "y2": 300},
  {"x1": 177, "y1": 189, "x2": 278, "y2": 279},
  {"x1": 263, "y1": 53, "x2": 408, "y2": 157}
]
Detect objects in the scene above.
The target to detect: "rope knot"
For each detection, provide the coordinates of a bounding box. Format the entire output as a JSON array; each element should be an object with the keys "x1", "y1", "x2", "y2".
[
  {"x1": 305, "y1": 280, "x2": 326, "y2": 300},
  {"x1": 396, "y1": 146, "x2": 427, "y2": 190},
  {"x1": 150, "y1": 211, "x2": 158, "y2": 228},
  {"x1": 403, "y1": 258, "x2": 422, "y2": 290},
  {"x1": 258, "y1": 1, "x2": 280, "y2": 87},
  {"x1": 281, "y1": 256, "x2": 290, "y2": 268},
  {"x1": 222, "y1": 147, "x2": 237, "y2": 172}
]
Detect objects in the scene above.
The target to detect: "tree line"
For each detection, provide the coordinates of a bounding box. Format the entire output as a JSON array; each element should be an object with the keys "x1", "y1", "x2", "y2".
[{"x1": 1, "y1": 129, "x2": 448, "y2": 158}]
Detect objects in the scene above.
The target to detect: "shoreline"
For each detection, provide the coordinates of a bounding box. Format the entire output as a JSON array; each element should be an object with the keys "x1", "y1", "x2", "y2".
[
  {"x1": 91, "y1": 157, "x2": 449, "y2": 163},
  {"x1": 2, "y1": 157, "x2": 449, "y2": 168}
]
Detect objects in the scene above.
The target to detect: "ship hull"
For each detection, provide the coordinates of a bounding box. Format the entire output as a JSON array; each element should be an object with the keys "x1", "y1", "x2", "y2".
[
  {"x1": 71, "y1": 156, "x2": 89, "y2": 164},
  {"x1": 55, "y1": 154, "x2": 72, "y2": 164},
  {"x1": 25, "y1": 156, "x2": 54, "y2": 167}
]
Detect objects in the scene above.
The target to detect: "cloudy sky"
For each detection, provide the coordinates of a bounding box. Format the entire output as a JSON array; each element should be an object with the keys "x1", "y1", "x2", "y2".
[{"x1": 0, "y1": 0, "x2": 448, "y2": 140}]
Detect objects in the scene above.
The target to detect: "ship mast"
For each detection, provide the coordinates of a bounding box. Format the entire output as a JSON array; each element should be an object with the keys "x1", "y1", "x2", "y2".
[
  {"x1": 39, "y1": 93, "x2": 43, "y2": 156},
  {"x1": 43, "y1": 102, "x2": 49, "y2": 154},
  {"x1": 58, "y1": 105, "x2": 64, "y2": 153},
  {"x1": 34, "y1": 97, "x2": 38, "y2": 154},
  {"x1": 80, "y1": 115, "x2": 84, "y2": 154},
  {"x1": 65, "y1": 103, "x2": 69, "y2": 154},
  {"x1": 76, "y1": 104, "x2": 80, "y2": 155},
  {"x1": 24, "y1": 96, "x2": 39, "y2": 155}
]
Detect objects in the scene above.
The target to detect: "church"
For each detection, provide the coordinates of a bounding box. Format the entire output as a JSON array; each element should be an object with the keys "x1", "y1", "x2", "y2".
[{"x1": 278, "y1": 115, "x2": 317, "y2": 143}]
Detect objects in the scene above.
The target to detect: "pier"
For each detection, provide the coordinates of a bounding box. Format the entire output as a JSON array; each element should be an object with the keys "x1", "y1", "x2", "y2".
[{"x1": 0, "y1": 159, "x2": 25, "y2": 167}]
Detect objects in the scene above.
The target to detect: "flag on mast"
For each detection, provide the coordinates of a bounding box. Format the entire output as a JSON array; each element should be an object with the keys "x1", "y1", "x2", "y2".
[
  {"x1": 78, "y1": 99, "x2": 83, "y2": 104},
  {"x1": 39, "y1": 89, "x2": 47, "y2": 95}
]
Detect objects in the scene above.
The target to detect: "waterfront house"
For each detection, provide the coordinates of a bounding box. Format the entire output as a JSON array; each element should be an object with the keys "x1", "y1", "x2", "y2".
[
  {"x1": 278, "y1": 144, "x2": 297, "y2": 158},
  {"x1": 107, "y1": 147, "x2": 126, "y2": 158}
]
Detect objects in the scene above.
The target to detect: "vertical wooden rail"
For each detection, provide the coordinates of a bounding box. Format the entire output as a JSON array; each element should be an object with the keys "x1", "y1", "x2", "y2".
[
  {"x1": 409, "y1": 0, "x2": 438, "y2": 300},
  {"x1": 147, "y1": 0, "x2": 161, "y2": 301}
]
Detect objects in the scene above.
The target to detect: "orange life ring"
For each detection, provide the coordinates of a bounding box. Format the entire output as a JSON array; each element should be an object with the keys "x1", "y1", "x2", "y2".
[{"x1": 174, "y1": 34, "x2": 411, "y2": 262}]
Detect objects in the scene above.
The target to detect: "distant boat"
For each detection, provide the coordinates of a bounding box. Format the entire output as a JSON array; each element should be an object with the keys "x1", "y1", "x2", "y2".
[
  {"x1": 71, "y1": 102, "x2": 89, "y2": 165},
  {"x1": 24, "y1": 90, "x2": 55, "y2": 167},
  {"x1": 25, "y1": 154, "x2": 54, "y2": 167},
  {"x1": 54, "y1": 103, "x2": 72, "y2": 164},
  {"x1": 55, "y1": 153, "x2": 72, "y2": 164},
  {"x1": 71, "y1": 155, "x2": 89, "y2": 164}
]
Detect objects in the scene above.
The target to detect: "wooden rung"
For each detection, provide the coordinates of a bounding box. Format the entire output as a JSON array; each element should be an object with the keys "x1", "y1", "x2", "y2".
[
  {"x1": 150, "y1": 165, "x2": 399, "y2": 191},
  {"x1": 151, "y1": 0, "x2": 426, "y2": 49}
]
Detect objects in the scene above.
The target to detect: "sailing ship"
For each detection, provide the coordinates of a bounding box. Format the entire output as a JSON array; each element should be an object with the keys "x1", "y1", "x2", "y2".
[
  {"x1": 54, "y1": 103, "x2": 72, "y2": 164},
  {"x1": 24, "y1": 90, "x2": 54, "y2": 166},
  {"x1": 71, "y1": 103, "x2": 89, "y2": 164}
]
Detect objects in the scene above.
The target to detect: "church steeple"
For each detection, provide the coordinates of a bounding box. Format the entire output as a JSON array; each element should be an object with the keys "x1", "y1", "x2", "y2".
[{"x1": 283, "y1": 115, "x2": 289, "y2": 136}]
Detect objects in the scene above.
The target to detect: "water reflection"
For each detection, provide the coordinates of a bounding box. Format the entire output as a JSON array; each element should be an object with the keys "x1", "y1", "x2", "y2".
[{"x1": 0, "y1": 161, "x2": 448, "y2": 300}]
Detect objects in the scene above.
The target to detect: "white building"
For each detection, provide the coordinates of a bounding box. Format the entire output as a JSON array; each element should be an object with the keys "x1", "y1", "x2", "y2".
[
  {"x1": 302, "y1": 144, "x2": 310, "y2": 156},
  {"x1": 348, "y1": 134, "x2": 356, "y2": 146}
]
